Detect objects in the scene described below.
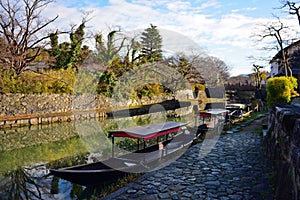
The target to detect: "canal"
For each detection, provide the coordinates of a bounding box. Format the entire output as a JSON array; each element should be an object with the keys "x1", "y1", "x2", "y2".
[{"x1": 0, "y1": 103, "x2": 200, "y2": 199}]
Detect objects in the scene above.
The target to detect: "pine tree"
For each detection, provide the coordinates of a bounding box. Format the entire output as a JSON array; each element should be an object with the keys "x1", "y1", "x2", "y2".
[{"x1": 140, "y1": 24, "x2": 163, "y2": 63}]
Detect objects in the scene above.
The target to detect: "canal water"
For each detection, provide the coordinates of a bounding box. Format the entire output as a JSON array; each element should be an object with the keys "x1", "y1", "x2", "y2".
[{"x1": 0, "y1": 103, "x2": 200, "y2": 199}]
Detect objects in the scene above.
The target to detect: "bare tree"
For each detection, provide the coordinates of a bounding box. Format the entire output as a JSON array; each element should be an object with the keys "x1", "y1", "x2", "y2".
[
  {"x1": 253, "y1": 18, "x2": 293, "y2": 76},
  {"x1": 207, "y1": 56, "x2": 231, "y2": 82},
  {"x1": 0, "y1": 0, "x2": 58, "y2": 74},
  {"x1": 280, "y1": 0, "x2": 300, "y2": 27},
  {"x1": 188, "y1": 55, "x2": 228, "y2": 87}
]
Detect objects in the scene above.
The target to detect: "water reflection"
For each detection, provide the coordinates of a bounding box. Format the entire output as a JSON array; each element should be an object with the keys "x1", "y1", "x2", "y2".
[
  {"x1": 0, "y1": 137, "x2": 88, "y2": 174},
  {"x1": 0, "y1": 104, "x2": 197, "y2": 199},
  {"x1": 0, "y1": 165, "x2": 49, "y2": 199}
]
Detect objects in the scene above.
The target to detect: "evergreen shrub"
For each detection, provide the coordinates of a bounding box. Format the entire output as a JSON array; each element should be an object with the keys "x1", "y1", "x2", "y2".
[{"x1": 266, "y1": 76, "x2": 298, "y2": 107}]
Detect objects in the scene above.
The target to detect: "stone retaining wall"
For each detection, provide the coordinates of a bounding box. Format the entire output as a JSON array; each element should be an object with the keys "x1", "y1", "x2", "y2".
[
  {"x1": 266, "y1": 103, "x2": 300, "y2": 200},
  {"x1": 0, "y1": 90, "x2": 195, "y2": 128}
]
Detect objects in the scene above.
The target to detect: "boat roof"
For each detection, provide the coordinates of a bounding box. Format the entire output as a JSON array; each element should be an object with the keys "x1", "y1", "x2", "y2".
[
  {"x1": 108, "y1": 121, "x2": 186, "y2": 141},
  {"x1": 226, "y1": 103, "x2": 246, "y2": 109},
  {"x1": 199, "y1": 109, "x2": 228, "y2": 117}
]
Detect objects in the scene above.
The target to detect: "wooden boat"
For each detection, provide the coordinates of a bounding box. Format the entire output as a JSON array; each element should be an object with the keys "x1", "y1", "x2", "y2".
[
  {"x1": 198, "y1": 109, "x2": 228, "y2": 129},
  {"x1": 225, "y1": 103, "x2": 253, "y2": 123},
  {"x1": 50, "y1": 121, "x2": 196, "y2": 186}
]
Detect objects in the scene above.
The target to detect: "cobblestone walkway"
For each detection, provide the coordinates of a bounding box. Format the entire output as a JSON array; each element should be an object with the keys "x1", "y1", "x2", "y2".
[{"x1": 103, "y1": 115, "x2": 273, "y2": 200}]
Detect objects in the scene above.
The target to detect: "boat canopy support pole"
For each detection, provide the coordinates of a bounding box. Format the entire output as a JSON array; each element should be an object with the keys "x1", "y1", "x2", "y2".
[{"x1": 111, "y1": 135, "x2": 115, "y2": 158}]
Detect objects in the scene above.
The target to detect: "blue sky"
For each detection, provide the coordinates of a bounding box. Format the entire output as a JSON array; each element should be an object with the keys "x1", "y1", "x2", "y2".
[{"x1": 45, "y1": 0, "x2": 299, "y2": 76}]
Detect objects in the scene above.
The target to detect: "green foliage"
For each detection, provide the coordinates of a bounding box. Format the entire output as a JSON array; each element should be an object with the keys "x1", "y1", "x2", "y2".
[
  {"x1": 43, "y1": 68, "x2": 76, "y2": 93},
  {"x1": 136, "y1": 83, "x2": 166, "y2": 99},
  {"x1": 74, "y1": 71, "x2": 101, "y2": 94},
  {"x1": 95, "y1": 31, "x2": 125, "y2": 66},
  {"x1": 50, "y1": 22, "x2": 86, "y2": 69},
  {"x1": 96, "y1": 71, "x2": 118, "y2": 97},
  {"x1": 69, "y1": 23, "x2": 85, "y2": 68},
  {"x1": 0, "y1": 68, "x2": 76, "y2": 94},
  {"x1": 266, "y1": 76, "x2": 299, "y2": 107},
  {"x1": 49, "y1": 32, "x2": 60, "y2": 58}
]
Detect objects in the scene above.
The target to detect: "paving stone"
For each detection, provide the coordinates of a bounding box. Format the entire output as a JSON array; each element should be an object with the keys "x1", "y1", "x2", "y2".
[
  {"x1": 205, "y1": 180, "x2": 220, "y2": 187},
  {"x1": 181, "y1": 192, "x2": 193, "y2": 198},
  {"x1": 126, "y1": 189, "x2": 137, "y2": 194},
  {"x1": 158, "y1": 185, "x2": 168, "y2": 193},
  {"x1": 169, "y1": 184, "x2": 186, "y2": 191},
  {"x1": 170, "y1": 194, "x2": 180, "y2": 200},
  {"x1": 141, "y1": 195, "x2": 159, "y2": 200},
  {"x1": 136, "y1": 190, "x2": 146, "y2": 196},
  {"x1": 158, "y1": 193, "x2": 170, "y2": 199},
  {"x1": 146, "y1": 189, "x2": 158, "y2": 194},
  {"x1": 228, "y1": 194, "x2": 243, "y2": 200}
]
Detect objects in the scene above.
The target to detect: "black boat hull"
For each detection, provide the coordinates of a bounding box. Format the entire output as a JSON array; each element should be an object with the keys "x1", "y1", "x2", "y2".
[{"x1": 50, "y1": 165, "x2": 129, "y2": 186}]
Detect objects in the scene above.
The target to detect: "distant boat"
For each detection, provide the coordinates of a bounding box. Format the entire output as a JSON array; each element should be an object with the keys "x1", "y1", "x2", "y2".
[
  {"x1": 226, "y1": 103, "x2": 246, "y2": 110},
  {"x1": 198, "y1": 109, "x2": 228, "y2": 129},
  {"x1": 225, "y1": 103, "x2": 252, "y2": 122},
  {"x1": 50, "y1": 121, "x2": 197, "y2": 186}
]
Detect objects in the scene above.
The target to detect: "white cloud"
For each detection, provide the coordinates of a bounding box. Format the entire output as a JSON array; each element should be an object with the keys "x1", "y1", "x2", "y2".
[
  {"x1": 166, "y1": 1, "x2": 191, "y2": 12},
  {"x1": 42, "y1": 0, "x2": 291, "y2": 76},
  {"x1": 244, "y1": 7, "x2": 257, "y2": 11},
  {"x1": 232, "y1": 7, "x2": 257, "y2": 13},
  {"x1": 198, "y1": 0, "x2": 220, "y2": 10}
]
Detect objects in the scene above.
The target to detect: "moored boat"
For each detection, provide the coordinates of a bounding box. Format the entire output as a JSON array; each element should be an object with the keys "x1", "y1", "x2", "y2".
[
  {"x1": 50, "y1": 121, "x2": 197, "y2": 186},
  {"x1": 198, "y1": 109, "x2": 228, "y2": 129}
]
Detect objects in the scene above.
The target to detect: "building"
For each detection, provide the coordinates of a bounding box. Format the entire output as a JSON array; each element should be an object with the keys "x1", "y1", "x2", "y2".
[{"x1": 270, "y1": 40, "x2": 300, "y2": 78}]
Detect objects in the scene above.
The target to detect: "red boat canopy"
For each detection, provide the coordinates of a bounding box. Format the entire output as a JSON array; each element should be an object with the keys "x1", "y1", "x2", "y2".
[{"x1": 108, "y1": 121, "x2": 186, "y2": 141}]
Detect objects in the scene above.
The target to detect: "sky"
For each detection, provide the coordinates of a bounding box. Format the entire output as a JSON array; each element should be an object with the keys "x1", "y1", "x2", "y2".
[{"x1": 44, "y1": 0, "x2": 300, "y2": 76}]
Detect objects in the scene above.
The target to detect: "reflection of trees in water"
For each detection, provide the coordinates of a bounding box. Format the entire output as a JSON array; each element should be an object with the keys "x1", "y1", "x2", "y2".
[
  {"x1": 0, "y1": 166, "x2": 46, "y2": 199},
  {"x1": 0, "y1": 164, "x2": 86, "y2": 200},
  {"x1": 47, "y1": 154, "x2": 89, "y2": 198},
  {"x1": 50, "y1": 176, "x2": 84, "y2": 199},
  {"x1": 70, "y1": 184, "x2": 84, "y2": 199},
  {"x1": 0, "y1": 144, "x2": 91, "y2": 199},
  {"x1": 50, "y1": 176, "x2": 59, "y2": 195}
]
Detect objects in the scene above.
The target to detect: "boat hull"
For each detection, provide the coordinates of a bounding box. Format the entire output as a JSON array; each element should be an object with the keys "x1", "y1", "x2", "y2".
[{"x1": 50, "y1": 166, "x2": 129, "y2": 186}]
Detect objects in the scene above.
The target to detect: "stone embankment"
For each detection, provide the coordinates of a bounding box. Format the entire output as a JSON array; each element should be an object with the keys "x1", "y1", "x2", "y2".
[
  {"x1": 0, "y1": 91, "x2": 196, "y2": 128},
  {"x1": 266, "y1": 103, "x2": 300, "y2": 200},
  {"x1": 0, "y1": 93, "x2": 111, "y2": 128},
  {"x1": 103, "y1": 115, "x2": 274, "y2": 200}
]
